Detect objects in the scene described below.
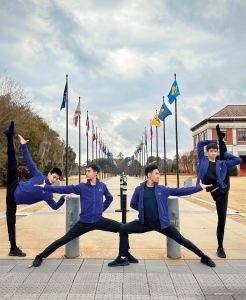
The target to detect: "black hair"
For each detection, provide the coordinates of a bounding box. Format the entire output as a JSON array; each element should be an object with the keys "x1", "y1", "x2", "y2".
[
  {"x1": 206, "y1": 143, "x2": 218, "y2": 151},
  {"x1": 145, "y1": 164, "x2": 158, "y2": 176},
  {"x1": 86, "y1": 163, "x2": 100, "y2": 173},
  {"x1": 49, "y1": 167, "x2": 62, "y2": 177}
]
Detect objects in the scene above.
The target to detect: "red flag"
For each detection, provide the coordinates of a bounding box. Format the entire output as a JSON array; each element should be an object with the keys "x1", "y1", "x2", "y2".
[
  {"x1": 92, "y1": 122, "x2": 96, "y2": 141},
  {"x1": 150, "y1": 126, "x2": 153, "y2": 140},
  {"x1": 73, "y1": 102, "x2": 81, "y2": 127}
]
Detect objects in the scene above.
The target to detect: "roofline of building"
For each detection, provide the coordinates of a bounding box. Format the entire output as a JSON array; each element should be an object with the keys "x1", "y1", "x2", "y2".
[{"x1": 190, "y1": 117, "x2": 246, "y2": 131}]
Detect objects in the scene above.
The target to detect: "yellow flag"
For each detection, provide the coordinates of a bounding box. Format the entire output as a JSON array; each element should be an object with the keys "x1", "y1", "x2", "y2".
[{"x1": 151, "y1": 113, "x2": 161, "y2": 128}]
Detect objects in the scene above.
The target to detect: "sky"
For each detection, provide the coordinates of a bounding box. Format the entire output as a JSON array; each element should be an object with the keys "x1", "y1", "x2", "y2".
[{"x1": 1, "y1": 0, "x2": 246, "y2": 164}]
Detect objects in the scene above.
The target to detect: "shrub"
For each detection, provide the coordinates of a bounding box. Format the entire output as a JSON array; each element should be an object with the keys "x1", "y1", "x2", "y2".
[{"x1": 229, "y1": 166, "x2": 238, "y2": 176}]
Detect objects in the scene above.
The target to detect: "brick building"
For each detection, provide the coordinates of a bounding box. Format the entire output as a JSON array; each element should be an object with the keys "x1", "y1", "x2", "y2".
[{"x1": 190, "y1": 105, "x2": 246, "y2": 171}]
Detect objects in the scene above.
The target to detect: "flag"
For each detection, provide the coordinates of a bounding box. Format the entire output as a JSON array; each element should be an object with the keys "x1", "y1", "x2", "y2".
[
  {"x1": 60, "y1": 81, "x2": 67, "y2": 110},
  {"x1": 73, "y1": 102, "x2": 81, "y2": 126},
  {"x1": 99, "y1": 140, "x2": 102, "y2": 149},
  {"x1": 92, "y1": 122, "x2": 96, "y2": 141},
  {"x1": 158, "y1": 102, "x2": 172, "y2": 121},
  {"x1": 151, "y1": 113, "x2": 161, "y2": 128},
  {"x1": 168, "y1": 79, "x2": 180, "y2": 105},
  {"x1": 150, "y1": 126, "x2": 153, "y2": 140},
  {"x1": 86, "y1": 114, "x2": 90, "y2": 136}
]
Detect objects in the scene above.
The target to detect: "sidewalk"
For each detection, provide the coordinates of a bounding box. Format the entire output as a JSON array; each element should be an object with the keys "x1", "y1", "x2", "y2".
[{"x1": 0, "y1": 176, "x2": 246, "y2": 299}]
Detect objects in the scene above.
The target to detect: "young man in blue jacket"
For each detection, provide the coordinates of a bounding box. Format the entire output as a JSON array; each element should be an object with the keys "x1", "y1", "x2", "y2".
[
  {"x1": 196, "y1": 125, "x2": 242, "y2": 258},
  {"x1": 32, "y1": 163, "x2": 138, "y2": 267},
  {"x1": 4, "y1": 121, "x2": 64, "y2": 257},
  {"x1": 108, "y1": 164, "x2": 216, "y2": 268}
]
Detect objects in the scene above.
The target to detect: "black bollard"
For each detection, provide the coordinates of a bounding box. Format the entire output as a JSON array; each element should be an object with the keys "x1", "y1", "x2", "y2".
[
  {"x1": 122, "y1": 178, "x2": 127, "y2": 224},
  {"x1": 115, "y1": 174, "x2": 123, "y2": 212}
]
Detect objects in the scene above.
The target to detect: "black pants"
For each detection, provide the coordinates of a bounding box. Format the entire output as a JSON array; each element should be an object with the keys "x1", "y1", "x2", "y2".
[
  {"x1": 6, "y1": 134, "x2": 19, "y2": 242},
  {"x1": 39, "y1": 217, "x2": 129, "y2": 258},
  {"x1": 212, "y1": 138, "x2": 229, "y2": 247},
  {"x1": 211, "y1": 189, "x2": 228, "y2": 247},
  {"x1": 119, "y1": 220, "x2": 204, "y2": 258},
  {"x1": 218, "y1": 139, "x2": 230, "y2": 190}
]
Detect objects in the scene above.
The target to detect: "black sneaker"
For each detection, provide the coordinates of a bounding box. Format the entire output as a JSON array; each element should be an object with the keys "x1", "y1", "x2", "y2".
[
  {"x1": 4, "y1": 121, "x2": 15, "y2": 136},
  {"x1": 216, "y1": 124, "x2": 226, "y2": 139},
  {"x1": 33, "y1": 255, "x2": 43, "y2": 267},
  {"x1": 108, "y1": 256, "x2": 130, "y2": 267},
  {"x1": 127, "y1": 252, "x2": 139, "y2": 263},
  {"x1": 217, "y1": 247, "x2": 226, "y2": 258},
  {"x1": 9, "y1": 247, "x2": 26, "y2": 257},
  {"x1": 200, "y1": 255, "x2": 216, "y2": 267}
]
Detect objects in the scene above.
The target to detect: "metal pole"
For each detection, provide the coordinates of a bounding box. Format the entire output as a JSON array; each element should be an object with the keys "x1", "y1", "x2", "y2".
[
  {"x1": 166, "y1": 196, "x2": 181, "y2": 258},
  {"x1": 174, "y1": 73, "x2": 179, "y2": 187},
  {"x1": 92, "y1": 120, "x2": 94, "y2": 162},
  {"x1": 86, "y1": 111, "x2": 89, "y2": 165},
  {"x1": 122, "y1": 176, "x2": 127, "y2": 224},
  {"x1": 156, "y1": 110, "x2": 158, "y2": 166},
  {"x1": 98, "y1": 134, "x2": 101, "y2": 180},
  {"x1": 163, "y1": 96, "x2": 167, "y2": 186},
  {"x1": 96, "y1": 127, "x2": 98, "y2": 164},
  {"x1": 78, "y1": 97, "x2": 81, "y2": 183},
  {"x1": 65, "y1": 196, "x2": 80, "y2": 258},
  {"x1": 145, "y1": 127, "x2": 148, "y2": 163},
  {"x1": 150, "y1": 120, "x2": 152, "y2": 161},
  {"x1": 66, "y1": 74, "x2": 68, "y2": 185}
]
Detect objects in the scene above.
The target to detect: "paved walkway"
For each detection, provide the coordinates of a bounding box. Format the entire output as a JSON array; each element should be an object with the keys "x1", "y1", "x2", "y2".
[{"x1": 0, "y1": 176, "x2": 246, "y2": 299}]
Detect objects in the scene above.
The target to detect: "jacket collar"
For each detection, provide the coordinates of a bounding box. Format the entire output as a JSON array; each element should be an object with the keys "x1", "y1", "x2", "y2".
[
  {"x1": 86, "y1": 177, "x2": 99, "y2": 186},
  {"x1": 44, "y1": 176, "x2": 51, "y2": 185},
  {"x1": 140, "y1": 181, "x2": 158, "y2": 188}
]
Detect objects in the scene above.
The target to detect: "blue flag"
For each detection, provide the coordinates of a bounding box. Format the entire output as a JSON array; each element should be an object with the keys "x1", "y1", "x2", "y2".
[
  {"x1": 158, "y1": 102, "x2": 172, "y2": 121},
  {"x1": 167, "y1": 79, "x2": 180, "y2": 105},
  {"x1": 60, "y1": 81, "x2": 67, "y2": 110}
]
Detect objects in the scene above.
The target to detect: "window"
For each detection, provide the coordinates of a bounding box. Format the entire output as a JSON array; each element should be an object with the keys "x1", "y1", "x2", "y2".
[
  {"x1": 198, "y1": 133, "x2": 202, "y2": 141},
  {"x1": 222, "y1": 131, "x2": 227, "y2": 141},
  {"x1": 238, "y1": 130, "x2": 245, "y2": 141}
]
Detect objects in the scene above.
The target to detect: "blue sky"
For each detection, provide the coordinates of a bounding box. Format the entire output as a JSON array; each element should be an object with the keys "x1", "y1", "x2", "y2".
[{"x1": 1, "y1": 0, "x2": 245, "y2": 164}]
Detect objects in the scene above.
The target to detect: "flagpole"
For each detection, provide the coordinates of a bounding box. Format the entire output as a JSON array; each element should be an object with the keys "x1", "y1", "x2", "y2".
[
  {"x1": 143, "y1": 135, "x2": 145, "y2": 166},
  {"x1": 150, "y1": 120, "x2": 152, "y2": 162},
  {"x1": 78, "y1": 96, "x2": 81, "y2": 183},
  {"x1": 98, "y1": 133, "x2": 101, "y2": 179},
  {"x1": 86, "y1": 110, "x2": 89, "y2": 165},
  {"x1": 163, "y1": 96, "x2": 167, "y2": 186},
  {"x1": 156, "y1": 110, "x2": 159, "y2": 167},
  {"x1": 174, "y1": 73, "x2": 179, "y2": 187},
  {"x1": 145, "y1": 127, "x2": 148, "y2": 163},
  {"x1": 96, "y1": 127, "x2": 98, "y2": 164},
  {"x1": 65, "y1": 74, "x2": 68, "y2": 185},
  {"x1": 92, "y1": 120, "x2": 94, "y2": 162},
  {"x1": 141, "y1": 136, "x2": 143, "y2": 168}
]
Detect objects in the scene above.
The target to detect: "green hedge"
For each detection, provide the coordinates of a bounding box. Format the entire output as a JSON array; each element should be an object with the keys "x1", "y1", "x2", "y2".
[{"x1": 229, "y1": 166, "x2": 238, "y2": 176}]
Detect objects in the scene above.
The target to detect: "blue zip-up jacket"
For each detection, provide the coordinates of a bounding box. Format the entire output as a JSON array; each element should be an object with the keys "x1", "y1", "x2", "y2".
[
  {"x1": 196, "y1": 140, "x2": 242, "y2": 188},
  {"x1": 130, "y1": 181, "x2": 203, "y2": 229},
  {"x1": 43, "y1": 178, "x2": 113, "y2": 223},
  {"x1": 13, "y1": 144, "x2": 65, "y2": 209}
]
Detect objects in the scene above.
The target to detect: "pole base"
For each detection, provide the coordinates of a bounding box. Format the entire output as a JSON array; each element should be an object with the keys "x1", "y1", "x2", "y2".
[
  {"x1": 115, "y1": 209, "x2": 122, "y2": 212},
  {"x1": 62, "y1": 253, "x2": 82, "y2": 259}
]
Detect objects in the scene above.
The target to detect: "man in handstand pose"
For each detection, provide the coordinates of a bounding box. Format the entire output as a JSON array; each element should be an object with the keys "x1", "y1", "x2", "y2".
[
  {"x1": 32, "y1": 163, "x2": 138, "y2": 267},
  {"x1": 196, "y1": 124, "x2": 242, "y2": 258},
  {"x1": 108, "y1": 164, "x2": 216, "y2": 267},
  {"x1": 4, "y1": 121, "x2": 64, "y2": 257}
]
